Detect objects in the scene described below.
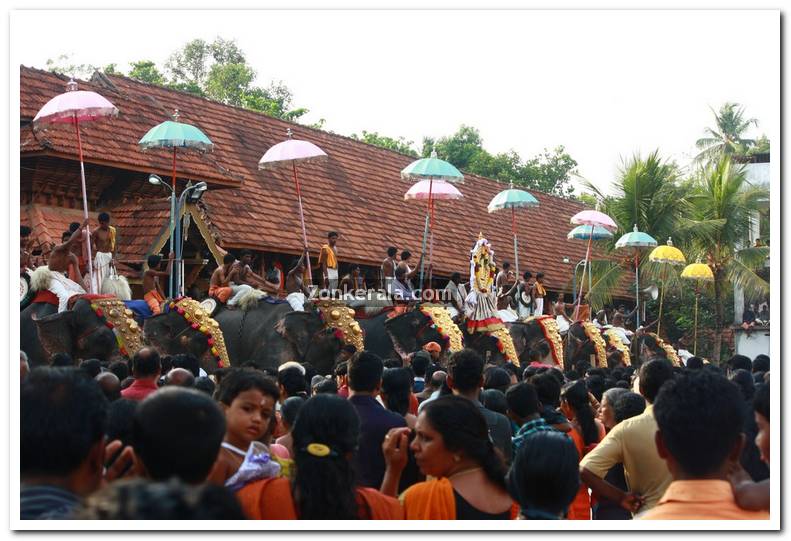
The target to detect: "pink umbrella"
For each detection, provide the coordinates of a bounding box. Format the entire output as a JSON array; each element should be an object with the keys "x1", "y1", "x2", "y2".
[
  {"x1": 258, "y1": 128, "x2": 328, "y2": 285},
  {"x1": 33, "y1": 79, "x2": 119, "y2": 293},
  {"x1": 569, "y1": 208, "x2": 616, "y2": 319},
  {"x1": 404, "y1": 179, "x2": 463, "y2": 289}
]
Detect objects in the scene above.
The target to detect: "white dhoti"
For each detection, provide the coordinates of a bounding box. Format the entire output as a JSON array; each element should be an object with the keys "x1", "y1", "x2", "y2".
[
  {"x1": 497, "y1": 308, "x2": 518, "y2": 323},
  {"x1": 326, "y1": 267, "x2": 339, "y2": 290},
  {"x1": 287, "y1": 291, "x2": 306, "y2": 311},
  {"x1": 447, "y1": 306, "x2": 460, "y2": 320},
  {"x1": 517, "y1": 303, "x2": 532, "y2": 319},
  {"x1": 92, "y1": 252, "x2": 113, "y2": 293},
  {"x1": 533, "y1": 297, "x2": 545, "y2": 316},
  {"x1": 556, "y1": 315, "x2": 570, "y2": 334},
  {"x1": 227, "y1": 284, "x2": 254, "y2": 306},
  {"x1": 44, "y1": 268, "x2": 86, "y2": 312}
]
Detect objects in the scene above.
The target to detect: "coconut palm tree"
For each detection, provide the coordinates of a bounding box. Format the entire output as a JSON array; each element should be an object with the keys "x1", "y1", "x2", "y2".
[
  {"x1": 695, "y1": 103, "x2": 758, "y2": 162},
  {"x1": 684, "y1": 155, "x2": 769, "y2": 361}
]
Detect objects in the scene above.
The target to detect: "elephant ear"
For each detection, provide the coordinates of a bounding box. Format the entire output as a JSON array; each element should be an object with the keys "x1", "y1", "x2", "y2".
[
  {"x1": 34, "y1": 310, "x2": 75, "y2": 359},
  {"x1": 278, "y1": 311, "x2": 324, "y2": 360}
]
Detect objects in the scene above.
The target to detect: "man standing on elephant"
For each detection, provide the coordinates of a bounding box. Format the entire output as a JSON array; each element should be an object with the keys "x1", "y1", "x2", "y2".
[
  {"x1": 32, "y1": 220, "x2": 88, "y2": 312},
  {"x1": 210, "y1": 254, "x2": 249, "y2": 308},
  {"x1": 381, "y1": 247, "x2": 398, "y2": 295},
  {"x1": 286, "y1": 251, "x2": 310, "y2": 311},
  {"x1": 90, "y1": 212, "x2": 116, "y2": 293},
  {"x1": 21, "y1": 225, "x2": 34, "y2": 272},
  {"x1": 318, "y1": 231, "x2": 339, "y2": 291},
  {"x1": 143, "y1": 252, "x2": 174, "y2": 315},
  {"x1": 532, "y1": 272, "x2": 547, "y2": 316}
]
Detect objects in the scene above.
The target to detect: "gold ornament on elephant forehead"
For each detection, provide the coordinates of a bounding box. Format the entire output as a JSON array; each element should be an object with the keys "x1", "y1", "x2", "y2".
[{"x1": 315, "y1": 299, "x2": 364, "y2": 352}]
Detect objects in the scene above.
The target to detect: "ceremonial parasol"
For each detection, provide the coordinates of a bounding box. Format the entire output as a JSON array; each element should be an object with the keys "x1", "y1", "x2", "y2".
[
  {"x1": 488, "y1": 182, "x2": 539, "y2": 278},
  {"x1": 259, "y1": 129, "x2": 328, "y2": 285},
  {"x1": 401, "y1": 150, "x2": 464, "y2": 289},
  {"x1": 569, "y1": 209, "x2": 617, "y2": 319},
  {"x1": 139, "y1": 110, "x2": 213, "y2": 296},
  {"x1": 615, "y1": 225, "x2": 657, "y2": 329},
  {"x1": 34, "y1": 79, "x2": 119, "y2": 294},
  {"x1": 567, "y1": 224, "x2": 614, "y2": 241},
  {"x1": 681, "y1": 259, "x2": 714, "y2": 355},
  {"x1": 648, "y1": 237, "x2": 686, "y2": 336}
]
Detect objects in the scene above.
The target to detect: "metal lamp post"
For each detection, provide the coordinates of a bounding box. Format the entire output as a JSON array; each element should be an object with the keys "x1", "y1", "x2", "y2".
[
  {"x1": 148, "y1": 174, "x2": 176, "y2": 296},
  {"x1": 174, "y1": 181, "x2": 208, "y2": 296}
]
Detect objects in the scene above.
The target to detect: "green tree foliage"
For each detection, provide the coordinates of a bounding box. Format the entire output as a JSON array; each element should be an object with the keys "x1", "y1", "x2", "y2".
[
  {"x1": 128, "y1": 60, "x2": 166, "y2": 86},
  {"x1": 420, "y1": 125, "x2": 578, "y2": 197},
  {"x1": 695, "y1": 102, "x2": 759, "y2": 161},
  {"x1": 350, "y1": 131, "x2": 418, "y2": 156}
]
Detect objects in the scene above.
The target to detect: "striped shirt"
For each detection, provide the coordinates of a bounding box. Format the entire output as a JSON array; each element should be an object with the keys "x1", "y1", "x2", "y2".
[
  {"x1": 20, "y1": 485, "x2": 80, "y2": 520},
  {"x1": 512, "y1": 417, "x2": 558, "y2": 452}
]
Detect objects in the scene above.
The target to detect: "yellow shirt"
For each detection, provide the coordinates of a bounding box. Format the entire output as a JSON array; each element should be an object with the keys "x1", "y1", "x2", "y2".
[
  {"x1": 638, "y1": 480, "x2": 769, "y2": 520},
  {"x1": 580, "y1": 405, "x2": 671, "y2": 512},
  {"x1": 318, "y1": 244, "x2": 337, "y2": 269}
]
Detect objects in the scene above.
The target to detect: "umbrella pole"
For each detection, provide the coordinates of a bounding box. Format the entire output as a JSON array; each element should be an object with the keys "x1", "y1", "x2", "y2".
[
  {"x1": 574, "y1": 226, "x2": 594, "y2": 318},
  {"x1": 635, "y1": 250, "x2": 640, "y2": 330},
  {"x1": 74, "y1": 116, "x2": 95, "y2": 294},
  {"x1": 418, "y1": 214, "x2": 429, "y2": 294},
  {"x1": 512, "y1": 207, "x2": 519, "y2": 278},
  {"x1": 693, "y1": 286, "x2": 699, "y2": 355},
  {"x1": 169, "y1": 148, "x2": 177, "y2": 297},
  {"x1": 429, "y1": 195, "x2": 434, "y2": 292},
  {"x1": 657, "y1": 267, "x2": 666, "y2": 337},
  {"x1": 292, "y1": 162, "x2": 312, "y2": 286}
]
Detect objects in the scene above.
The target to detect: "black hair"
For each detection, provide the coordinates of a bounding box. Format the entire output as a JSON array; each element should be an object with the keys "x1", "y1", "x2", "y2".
[
  {"x1": 348, "y1": 350, "x2": 384, "y2": 393},
  {"x1": 546, "y1": 367, "x2": 564, "y2": 386},
  {"x1": 536, "y1": 272, "x2": 544, "y2": 279},
  {"x1": 281, "y1": 396, "x2": 307, "y2": 429},
  {"x1": 223, "y1": 253, "x2": 235, "y2": 264},
  {"x1": 77, "y1": 478, "x2": 245, "y2": 520},
  {"x1": 327, "y1": 231, "x2": 339, "y2": 238},
  {"x1": 654, "y1": 370, "x2": 744, "y2": 478},
  {"x1": 132, "y1": 348, "x2": 161, "y2": 378},
  {"x1": 133, "y1": 388, "x2": 226, "y2": 484},
  {"x1": 530, "y1": 372, "x2": 561, "y2": 408},
  {"x1": 501, "y1": 361, "x2": 520, "y2": 382},
  {"x1": 302, "y1": 362, "x2": 318, "y2": 390},
  {"x1": 603, "y1": 377, "x2": 617, "y2": 391},
  {"x1": 193, "y1": 376, "x2": 216, "y2": 396},
  {"x1": 387, "y1": 246, "x2": 398, "y2": 257},
  {"x1": 160, "y1": 355, "x2": 173, "y2": 375},
  {"x1": 563, "y1": 369, "x2": 579, "y2": 382},
  {"x1": 753, "y1": 371, "x2": 765, "y2": 385},
  {"x1": 106, "y1": 398, "x2": 138, "y2": 447},
  {"x1": 240, "y1": 250, "x2": 253, "y2": 258},
  {"x1": 480, "y1": 388, "x2": 508, "y2": 415},
  {"x1": 685, "y1": 356, "x2": 704, "y2": 370},
  {"x1": 411, "y1": 352, "x2": 429, "y2": 377},
  {"x1": 147, "y1": 254, "x2": 162, "y2": 268},
  {"x1": 217, "y1": 368, "x2": 280, "y2": 406},
  {"x1": 447, "y1": 348, "x2": 484, "y2": 393},
  {"x1": 278, "y1": 366, "x2": 308, "y2": 399},
  {"x1": 638, "y1": 358, "x2": 674, "y2": 403},
  {"x1": 502, "y1": 261, "x2": 511, "y2": 269},
  {"x1": 561, "y1": 379, "x2": 598, "y2": 446},
  {"x1": 451, "y1": 272, "x2": 461, "y2": 281},
  {"x1": 585, "y1": 374, "x2": 605, "y2": 402},
  {"x1": 79, "y1": 358, "x2": 103, "y2": 378},
  {"x1": 314, "y1": 378, "x2": 338, "y2": 394},
  {"x1": 729, "y1": 369, "x2": 755, "y2": 401},
  {"x1": 423, "y1": 396, "x2": 507, "y2": 491},
  {"x1": 483, "y1": 366, "x2": 511, "y2": 394},
  {"x1": 334, "y1": 361, "x2": 349, "y2": 377},
  {"x1": 612, "y1": 392, "x2": 646, "y2": 424},
  {"x1": 291, "y1": 394, "x2": 362, "y2": 519},
  {"x1": 507, "y1": 431, "x2": 580, "y2": 518},
  {"x1": 21, "y1": 225, "x2": 31, "y2": 237},
  {"x1": 69, "y1": 222, "x2": 80, "y2": 233},
  {"x1": 21, "y1": 367, "x2": 109, "y2": 477},
  {"x1": 171, "y1": 353, "x2": 200, "y2": 378},
  {"x1": 108, "y1": 360, "x2": 129, "y2": 382},
  {"x1": 383, "y1": 357, "x2": 403, "y2": 370},
  {"x1": 400, "y1": 250, "x2": 411, "y2": 260},
  {"x1": 381, "y1": 367, "x2": 413, "y2": 416},
  {"x1": 727, "y1": 354, "x2": 752, "y2": 372},
  {"x1": 754, "y1": 383, "x2": 769, "y2": 421},
  {"x1": 62, "y1": 231, "x2": 71, "y2": 242},
  {"x1": 752, "y1": 354, "x2": 770, "y2": 373},
  {"x1": 523, "y1": 271, "x2": 532, "y2": 280},
  {"x1": 98, "y1": 212, "x2": 110, "y2": 223},
  {"x1": 50, "y1": 352, "x2": 74, "y2": 367},
  {"x1": 506, "y1": 382, "x2": 540, "y2": 419}
]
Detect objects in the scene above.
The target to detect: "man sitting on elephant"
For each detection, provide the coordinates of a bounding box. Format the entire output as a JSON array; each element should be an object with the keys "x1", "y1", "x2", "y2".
[
  {"x1": 285, "y1": 251, "x2": 310, "y2": 312},
  {"x1": 234, "y1": 251, "x2": 280, "y2": 295},
  {"x1": 31, "y1": 219, "x2": 89, "y2": 312},
  {"x1": 209, "y1": 254, "x2": 252, "y2": 308},
  {"x1": 143, "y1": 252, "x2": 174, "y2": 315}
]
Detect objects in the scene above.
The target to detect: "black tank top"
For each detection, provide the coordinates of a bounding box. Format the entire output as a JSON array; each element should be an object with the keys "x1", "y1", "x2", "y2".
[{"x1": 453, "y1": 489, "x2": 511, "y2": 520}]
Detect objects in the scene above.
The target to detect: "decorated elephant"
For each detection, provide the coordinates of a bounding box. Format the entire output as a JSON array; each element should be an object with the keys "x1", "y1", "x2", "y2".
[
  {"x1": 631, "y1": 331, "x2": 681, "y2": 367},
  {"x1": 563, "y1": 321, "x2": 608, "y2": 369},
  {"x1": 508, "y1": 316, "x2": 565, "y2": 368},
  {"x1": 359, "y1": 310, "x2": 399, "y2": 361},
  {"x1": 23, "y1": 296, "x2": 143, "y2": 367},
  {"x1": 382, "y1": 304, "x2": 463, "y2": 361}
]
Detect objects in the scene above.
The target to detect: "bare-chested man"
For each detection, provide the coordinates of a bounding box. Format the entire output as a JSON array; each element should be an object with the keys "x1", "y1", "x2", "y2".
[
  {"x1": 396, "y1": 250, "x2": 422, "y2": 289},
  {"x1": 209, "y1": 254, "x2": 248, "y2": 308},
  {"x1": 495, "y1": 261, "x2": 511, "y2": 293},
  {"x1": 233, "y1": 251, "x2": 280, "y2": 295},
  {"x1": 143, "y1": 252, "x2": 174, "y2": 315},
  {"x1": 380, "y1": 246, "x2": 398, "y2": 294},
  {"x1": 285, "y1": 251, "x2": 310, "y2": 311},
  {"x1": 90, "y1": 212, "x2": 116, "y2": 293},
  {"x1": 34, "y1": 219, "x2": 89, "y2": 312},
  {"x1": 21, "y1": 225, "x2": 33, "y2": 272},
  {"x1": 338, "y1": 264, "x2": 367, "y2": 297}
]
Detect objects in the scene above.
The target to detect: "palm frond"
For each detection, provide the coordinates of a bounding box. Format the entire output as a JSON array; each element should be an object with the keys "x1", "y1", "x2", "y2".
[
  {"x1": 726, "y1": 258, "x2": 769, "y2": 298},
  {"x1": 585, "y1": 259, "x2": 629, "y2": 310}
]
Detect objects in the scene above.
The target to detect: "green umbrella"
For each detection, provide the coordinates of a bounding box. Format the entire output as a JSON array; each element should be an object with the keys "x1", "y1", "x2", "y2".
[
  {"x1": 487, "y1": 184, "x2": 539, "y2": 278},
  {"x1": 615, "y1": 225, "x2": 658, "y2": 329},
  {"x1": 139, "y1": 110, "x2": 213, "y2": 296},
  {"x1": 401, "y1": 150, "x2": 464, "y2": 289}
]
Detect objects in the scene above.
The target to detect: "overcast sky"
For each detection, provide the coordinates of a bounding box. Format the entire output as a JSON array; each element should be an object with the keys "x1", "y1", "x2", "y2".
[{"x1": 12, "y1": 9, "x2": 779, "y2": 195}]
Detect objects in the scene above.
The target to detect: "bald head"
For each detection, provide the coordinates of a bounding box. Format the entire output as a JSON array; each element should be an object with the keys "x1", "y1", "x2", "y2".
[
  {"x1": 95, "y1": 372, "x2": 121, "y2": 401},
  {"x1": 166, "y1": 368, "x2": 195, "y2": 388}
]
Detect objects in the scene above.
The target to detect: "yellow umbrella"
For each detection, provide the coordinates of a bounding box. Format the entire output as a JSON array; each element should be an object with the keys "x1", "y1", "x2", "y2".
[
  {"x1": 681, "y1": 260, "x2": 714, "y2": 355},
  {"x1": 649, "y1": 238, "x2": 686, "y2": 336}
]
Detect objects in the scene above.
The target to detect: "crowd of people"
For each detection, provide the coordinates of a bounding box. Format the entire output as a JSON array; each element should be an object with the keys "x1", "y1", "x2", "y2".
[{"x1": 20, "y1": 341, "x2": 771, "y2": 521}]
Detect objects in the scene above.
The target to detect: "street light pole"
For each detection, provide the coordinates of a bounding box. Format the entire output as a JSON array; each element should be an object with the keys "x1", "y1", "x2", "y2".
[{"x1": 173, "y1": 181, "x2": 208, "y2": 296}]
